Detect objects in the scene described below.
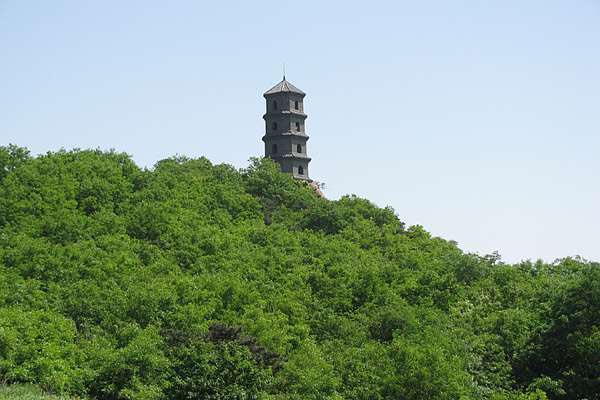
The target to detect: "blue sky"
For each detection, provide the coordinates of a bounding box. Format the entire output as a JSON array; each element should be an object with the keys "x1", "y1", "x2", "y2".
[{"x1": 1, "y1": 1, "x2": 599, "y2": 263}]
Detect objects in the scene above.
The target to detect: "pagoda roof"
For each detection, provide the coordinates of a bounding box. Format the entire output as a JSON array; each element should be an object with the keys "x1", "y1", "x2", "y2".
[{"x1": 264, "y1": 78, "x2": 305, "y2": 96}]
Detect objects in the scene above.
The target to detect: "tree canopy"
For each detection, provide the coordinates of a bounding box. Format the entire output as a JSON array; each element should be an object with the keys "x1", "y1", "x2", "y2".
[{"x1": 0, "y1": 146, "x2": 597, "y2": 400}]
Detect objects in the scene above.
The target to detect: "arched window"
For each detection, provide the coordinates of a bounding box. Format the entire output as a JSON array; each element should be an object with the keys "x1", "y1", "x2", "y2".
[
  {"x1": 273, "y1": 100, "x2": 278, "y2": 110},
  {"x1": 294, "y1": 100, "x2": 299, "y2": 110},
  {"x1": 271, "y1": 122, "x2": 278, "y2": 131},
  {"x1": 295, "y1": 122, "x2": 301, "y2": 131},
  {"x1": 272, "y1": 144, "x2": 278, "y2": 154},
  {"x1": 296, "y1": 144, "x2": 302, "y2": 153},
  {"x1": 298, "y1": 165, "x2": 304, "y2": 175}
]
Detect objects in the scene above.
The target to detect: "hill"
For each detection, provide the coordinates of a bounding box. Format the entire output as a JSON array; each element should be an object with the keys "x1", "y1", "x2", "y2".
[{"x1": 0, "y1": 145, "x2": 598, "y2": 400}]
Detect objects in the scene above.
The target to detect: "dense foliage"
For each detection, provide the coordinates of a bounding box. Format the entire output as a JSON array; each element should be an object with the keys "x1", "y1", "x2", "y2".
[
  {"x1": 0, "y1": 384, "x2": 72, "y2": 400},
  {"x1": 0, "y1": 145, "x2": 598, "y2": 400}
]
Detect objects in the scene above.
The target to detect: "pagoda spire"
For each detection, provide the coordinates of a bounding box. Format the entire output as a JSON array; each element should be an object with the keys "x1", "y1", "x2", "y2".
[{"x1": 262, "y1": 77, "x2": 311, "y2": 180}]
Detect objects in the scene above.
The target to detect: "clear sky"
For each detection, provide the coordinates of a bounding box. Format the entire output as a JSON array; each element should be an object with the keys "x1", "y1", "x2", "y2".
[{"x1": 1, "y1": 1, "x2": 599, "y2": 263}]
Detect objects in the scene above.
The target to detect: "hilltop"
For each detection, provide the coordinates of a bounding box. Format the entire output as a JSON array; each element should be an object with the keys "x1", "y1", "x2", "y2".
[{"x1": 0, "y1": 145, "x2": 597, "y2": 400}]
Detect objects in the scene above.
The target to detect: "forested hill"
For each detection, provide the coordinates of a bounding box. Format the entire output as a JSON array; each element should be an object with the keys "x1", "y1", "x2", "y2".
[{"x1": 0, "y1": 145, "x2": 598, "y2": 400}]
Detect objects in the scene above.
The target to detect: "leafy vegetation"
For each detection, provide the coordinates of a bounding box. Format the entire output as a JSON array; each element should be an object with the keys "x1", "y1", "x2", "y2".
[
  {"x1": 0, "y1": 384, "x2": 73, "y2": 400},
  {"x1": 0, "y1": 145, "x2": 597, "y2": 400}
]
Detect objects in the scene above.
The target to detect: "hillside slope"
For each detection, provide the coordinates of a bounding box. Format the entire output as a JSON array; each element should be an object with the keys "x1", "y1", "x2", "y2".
[{"x1": 0, "y1": 145, "x2": 597, "y2": 400}]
